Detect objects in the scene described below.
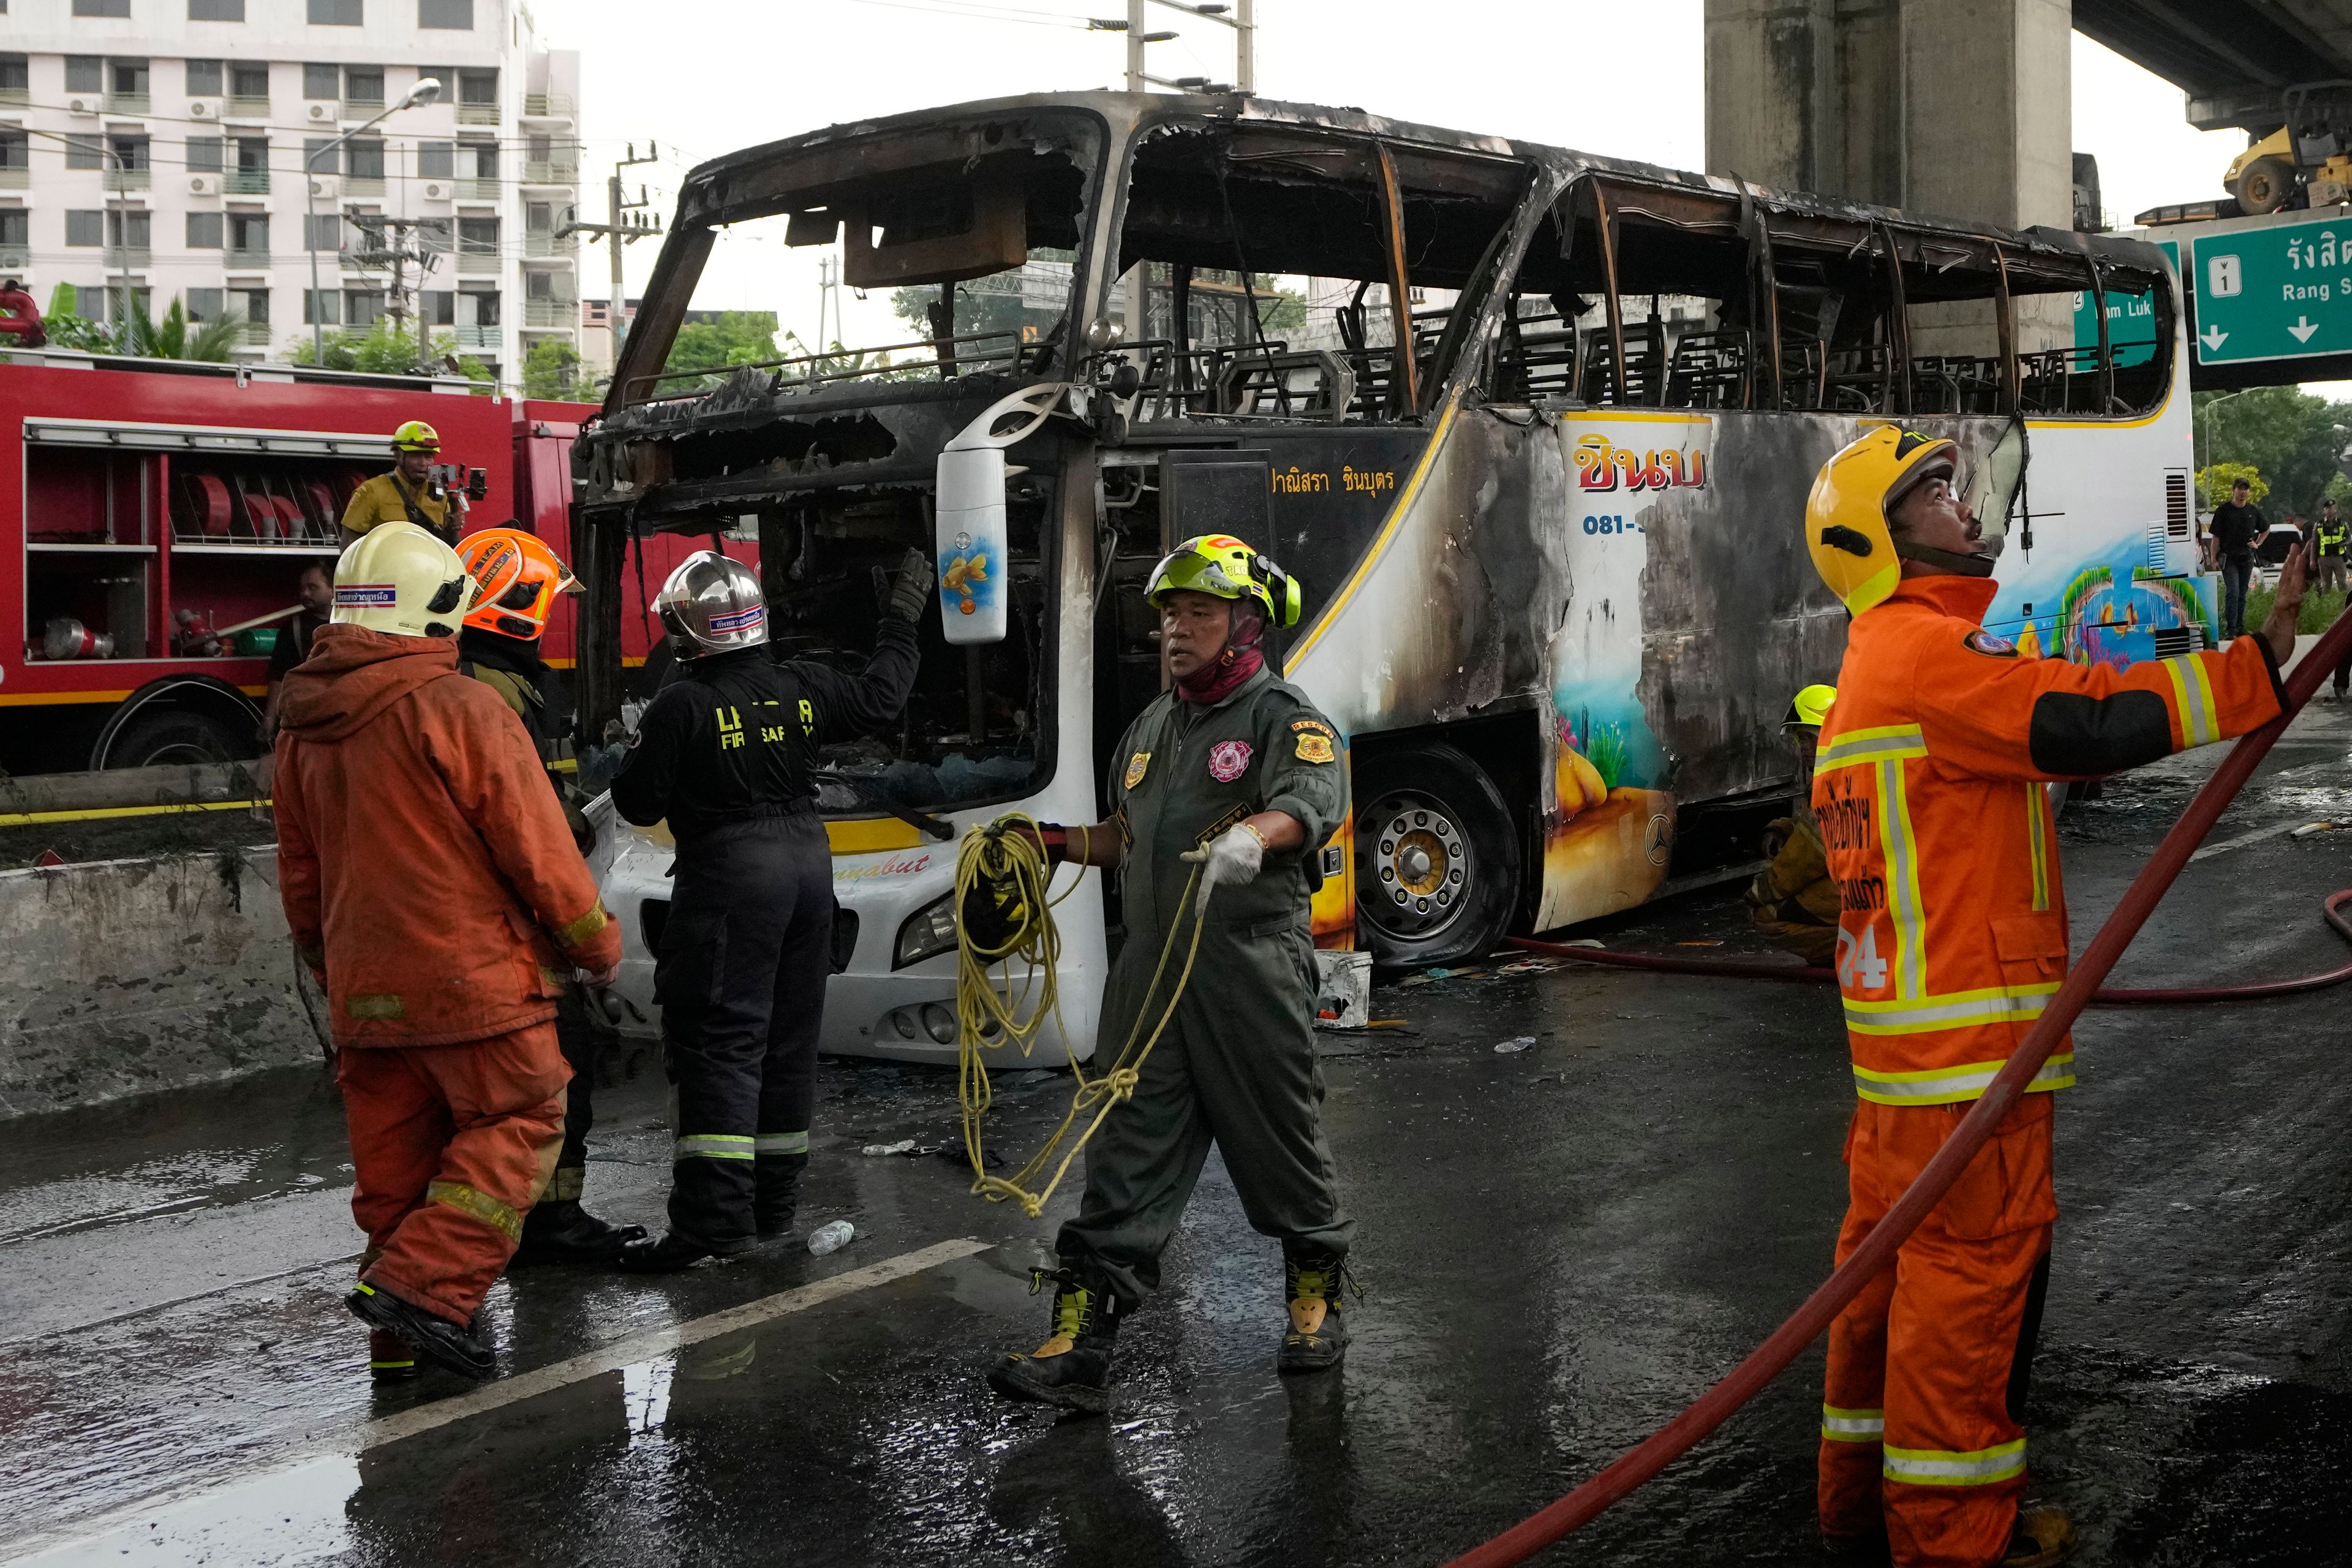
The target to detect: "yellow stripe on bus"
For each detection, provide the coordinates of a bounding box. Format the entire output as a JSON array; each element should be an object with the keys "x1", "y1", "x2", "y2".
[{"x1": 1285, "y1": 394, "x2": 1462, "y2": 673}]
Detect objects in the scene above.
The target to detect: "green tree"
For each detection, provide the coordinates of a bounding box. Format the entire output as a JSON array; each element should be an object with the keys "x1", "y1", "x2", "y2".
[
  {"x1": 522, "y1": 337, "x2": 584, "y2": 399},
  {"x1": 290, "y1": 318, "x2": 492, "y2": 385},
  {"x1": 40, "y1": 284, "x2": 239, "y2": 359},
  {"x1": 2195, "y1": 386, "x2": 2351, "y2": 516},
  {"x1": 2196, "y1": 461, "x2": 2269, "y2": 510},
  {"x1": 659, "y1": 311, "x2": 782, "y2": 385}
]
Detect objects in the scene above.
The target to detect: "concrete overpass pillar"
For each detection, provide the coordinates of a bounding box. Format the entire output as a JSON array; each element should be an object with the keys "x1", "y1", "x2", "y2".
[
  {"x1": 1705, "y1": 0, "x2": 2071, "y2": 228},
  {"x1": 1704, "y1": 0, "x2": 2074, "y2": 344}
]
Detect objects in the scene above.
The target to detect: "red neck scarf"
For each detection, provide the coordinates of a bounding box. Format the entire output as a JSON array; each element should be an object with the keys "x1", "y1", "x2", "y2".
[{"x1": 1174, "y1": 605, "x2": 1265, "y2": 706}]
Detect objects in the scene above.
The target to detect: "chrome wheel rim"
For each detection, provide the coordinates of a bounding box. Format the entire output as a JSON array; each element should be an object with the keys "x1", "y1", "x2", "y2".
[{"x1": 1356, "y1": 789, "x2": 1474, "y2": 941}]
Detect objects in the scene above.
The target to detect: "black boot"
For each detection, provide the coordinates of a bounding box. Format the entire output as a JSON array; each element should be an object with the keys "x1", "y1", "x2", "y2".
[
  {"x1": 987, "y1": 1263, "x2": 1125, "y2": 1414},
  {"x1": 1278, "y1": 1249, "x2": 1352, "y2": 1374},
  {"x1": 617, "y1": 1231, "x2": 718, "y2": 1274},
  {"x1": 346, "y1": 1283, "x2": 494, "y2": 1379},
  {"x1": 513, "y1": 1197, "x2": 646, "y2": 1265},
  {"x1": 756, "y1": 1150, "x2": 808, "y2": 1243}
]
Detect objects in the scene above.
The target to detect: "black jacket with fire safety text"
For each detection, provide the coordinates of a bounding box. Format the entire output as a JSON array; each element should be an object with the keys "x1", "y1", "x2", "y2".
[{"x1": 609, "y1": 620, "x2": 919, "y2": 843}]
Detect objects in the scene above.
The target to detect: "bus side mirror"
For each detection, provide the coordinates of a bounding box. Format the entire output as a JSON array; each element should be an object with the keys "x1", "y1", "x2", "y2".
[{"x1": 934, "y1": 383, "x2": 1068, "y2": 644}]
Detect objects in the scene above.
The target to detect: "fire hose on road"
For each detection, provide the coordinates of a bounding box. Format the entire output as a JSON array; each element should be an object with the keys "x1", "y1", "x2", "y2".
[{"x1": 1444, "y1": 610, "x2": 2352, "y2": 1568}]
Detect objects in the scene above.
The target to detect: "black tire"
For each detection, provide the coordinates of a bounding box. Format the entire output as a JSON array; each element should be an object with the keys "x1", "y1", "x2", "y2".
[
  {"x1": 100, "y1": 707, "x2": 252, "y2": 769},
  {"x1": 2236, "y1": 157, "x2": 2296, "y2": 216},
  {"x1": 1352, "y1": 741, "x2": 1521, "y2": 967}
]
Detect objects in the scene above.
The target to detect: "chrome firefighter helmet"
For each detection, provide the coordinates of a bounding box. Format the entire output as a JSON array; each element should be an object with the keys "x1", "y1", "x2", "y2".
[{"x1": 655, "y1": 550, "x2": 768, "y2": 660}]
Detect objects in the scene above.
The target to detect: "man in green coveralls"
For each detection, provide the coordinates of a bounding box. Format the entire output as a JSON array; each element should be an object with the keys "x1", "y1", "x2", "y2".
[{"x1": 986, "y1": 533, "x2": 1355, "y2": 1413}]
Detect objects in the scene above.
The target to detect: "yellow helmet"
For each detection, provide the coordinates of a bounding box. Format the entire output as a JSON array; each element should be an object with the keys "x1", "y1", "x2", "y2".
[
  {"x1": 1784, "y1": 684, "x2": 1836, "y2": 730},
  {"x1": 1805, "y1": 427, "x2": 1961, "y2": 615},
  {"x1": 391, "y1": 419, "x2": 441, "y2": 453},
  {"x1": 1145, "y1": 534, "x2": 1302, "y2": 629},
  {"x1": 332, "y1": 521, "x2": 476, "y2": 638}
]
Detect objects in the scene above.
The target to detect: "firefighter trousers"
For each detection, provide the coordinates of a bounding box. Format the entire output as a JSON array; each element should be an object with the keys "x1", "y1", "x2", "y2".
[
  {"x1": 655, "y1": 812, "x2": 832, "y2": 1253},
  {"x1": 1820, "y1": 1095, "x2": 2057, "y2": 1568},
  {"x1": 1056, "y1": 917, "x2": 1354, "y2": 1305},
  {"x1": 338, "y1": 1022, "x2": 569, "y2": 1325}
]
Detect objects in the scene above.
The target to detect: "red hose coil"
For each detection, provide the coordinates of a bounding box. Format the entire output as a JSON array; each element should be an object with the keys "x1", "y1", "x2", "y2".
[{"x1": 1446, "y1": 619, "x2": 2352, "y2": 1568}]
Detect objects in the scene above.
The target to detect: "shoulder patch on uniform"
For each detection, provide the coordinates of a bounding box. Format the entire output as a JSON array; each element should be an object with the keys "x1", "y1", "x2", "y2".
[
  {"x1": 1207, "y1": 739, "x2": 1253, "y2": 782},
  {"x1": 1295, "y1": 731, "x2": 1335, "y2": 763},
  {"x1": 1964, "y1": 630, "x2": 2018, "y2": 658},
  {"x1": 1124, "y1": 750, "x2": 1151, "y2": 789}
]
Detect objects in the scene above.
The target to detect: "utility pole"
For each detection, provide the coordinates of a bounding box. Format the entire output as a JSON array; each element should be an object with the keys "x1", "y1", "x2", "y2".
[
  {"x1": 588, "y1": 143, "x2": 661, "y2": 383},
  {"x1": 1093, "y1": 2, "x2": 1256, "y2": 344}
]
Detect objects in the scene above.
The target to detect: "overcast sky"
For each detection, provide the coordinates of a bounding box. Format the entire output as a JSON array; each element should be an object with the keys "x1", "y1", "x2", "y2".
[{"x1": 539, "y1": 0, "x2": 2270, "y2": 374}]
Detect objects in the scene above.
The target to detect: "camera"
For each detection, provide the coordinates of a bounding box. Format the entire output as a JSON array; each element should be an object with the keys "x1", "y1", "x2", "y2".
[{"x1": 428, "y1": 464, "x2": 491, "y2": 503}]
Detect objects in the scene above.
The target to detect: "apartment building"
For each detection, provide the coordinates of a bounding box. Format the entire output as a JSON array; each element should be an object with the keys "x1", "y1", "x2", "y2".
[{"x1": 0, "y1": 0, "x2": 582, "y2": 390}]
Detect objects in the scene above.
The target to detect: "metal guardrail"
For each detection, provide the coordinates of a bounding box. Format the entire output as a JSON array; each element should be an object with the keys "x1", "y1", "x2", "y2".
[
  {"x1": 457, "y1": 102, "x2": 500, "y2": 125},
  {"x1": 226, "y1": 170, "x2": 270, "y2": 194},
  {"x1": 524, "y1": 93, "x2": 574, "y2": 118}
]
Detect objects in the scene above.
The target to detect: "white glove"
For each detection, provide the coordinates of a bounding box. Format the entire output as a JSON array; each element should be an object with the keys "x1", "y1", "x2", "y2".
[{"x1": 1180, "y1": 823, "x2": 1264, "y2": 911}]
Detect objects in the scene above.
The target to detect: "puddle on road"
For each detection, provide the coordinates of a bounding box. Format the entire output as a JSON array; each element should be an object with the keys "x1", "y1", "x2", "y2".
[{"x1": 12, "y1": 1455, "x2": 360, "y2": 1567}]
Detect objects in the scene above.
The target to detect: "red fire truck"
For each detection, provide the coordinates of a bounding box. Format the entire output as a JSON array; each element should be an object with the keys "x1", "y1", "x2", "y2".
[{"x1": 0, "y1": 347, "x2": 707, "y2": 774}]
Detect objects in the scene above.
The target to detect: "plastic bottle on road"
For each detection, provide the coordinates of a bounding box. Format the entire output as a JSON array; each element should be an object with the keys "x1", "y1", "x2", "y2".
[{"x1": 807, "y1": 1219, "x2": 856, "y2": 1257}]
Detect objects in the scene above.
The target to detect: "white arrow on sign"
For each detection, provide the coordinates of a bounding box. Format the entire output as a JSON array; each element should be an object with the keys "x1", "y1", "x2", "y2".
[
  {"x1": 2291, "y1": 315, "x2": 2321, "y2": 343},
  {"x1": 2202, "y1": 325, "x2": 2229, "y2": 350}
]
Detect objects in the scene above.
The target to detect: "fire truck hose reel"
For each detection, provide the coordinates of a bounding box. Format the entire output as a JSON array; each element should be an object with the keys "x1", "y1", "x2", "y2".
[
  {"x1": 1443, "y1": 611, "x2": 2352, "y2": 1568},
  {"x1": 953, "y1": 815, "x2": 1209, "y2": 1219}
]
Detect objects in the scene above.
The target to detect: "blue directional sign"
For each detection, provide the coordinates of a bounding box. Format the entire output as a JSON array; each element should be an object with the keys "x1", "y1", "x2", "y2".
[{"x1": 2188, "y1": 215, "x2": 2352, "y2": 365}]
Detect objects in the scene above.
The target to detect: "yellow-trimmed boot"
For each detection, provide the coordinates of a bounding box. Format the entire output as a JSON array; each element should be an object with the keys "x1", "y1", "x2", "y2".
[
  {"x1": 1278, "y1": 1250, "x2": 1352, "y2": 1373},
  {"x1": 368, "y1": 1329, "x2": 420, "y2": 1382},
  {"x1": 987, "y1": 1264, "x2": 1123, "y2": 1414}
]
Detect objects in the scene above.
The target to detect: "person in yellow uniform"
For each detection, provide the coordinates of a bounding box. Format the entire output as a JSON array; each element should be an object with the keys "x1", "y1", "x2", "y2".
[{"x1": 342, "y1": 421, "x2": 465, "y2": 547}]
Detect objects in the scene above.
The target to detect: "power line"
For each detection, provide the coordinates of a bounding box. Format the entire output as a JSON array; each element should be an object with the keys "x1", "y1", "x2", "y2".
[{"x1": 839, "y1": 0, "x2": 1096, "y2": 29}]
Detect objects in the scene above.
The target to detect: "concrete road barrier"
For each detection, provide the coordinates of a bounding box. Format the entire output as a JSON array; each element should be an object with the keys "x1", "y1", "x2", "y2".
[{"x1": 0, "y1": 845, "x2": 323, "y2": 1120}]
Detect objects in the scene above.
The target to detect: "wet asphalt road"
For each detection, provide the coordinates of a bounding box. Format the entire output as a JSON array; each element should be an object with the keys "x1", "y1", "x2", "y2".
[{"x1": 9, "y1": 706, "x2": 2352, "y2": 1566}]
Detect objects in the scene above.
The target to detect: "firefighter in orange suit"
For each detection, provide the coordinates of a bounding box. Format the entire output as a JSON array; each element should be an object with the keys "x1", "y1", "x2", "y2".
[
  {"x1": 274, "y1": 522, "x2": 622, "y2": 1381},
  {"x1": 1804, "y1": 426, "x2": 2303, "y2": 1568}
]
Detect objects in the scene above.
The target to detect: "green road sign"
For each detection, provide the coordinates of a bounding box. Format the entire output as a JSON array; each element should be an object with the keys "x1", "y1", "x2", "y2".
[{"x1": 2188, "y1": 216, "x2": 2352, "y2": 365}]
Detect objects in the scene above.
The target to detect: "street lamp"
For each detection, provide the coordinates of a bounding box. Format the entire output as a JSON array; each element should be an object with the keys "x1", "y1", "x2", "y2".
[{"x1": 307, "y1": 77, "x2": 440, "y2": 368}]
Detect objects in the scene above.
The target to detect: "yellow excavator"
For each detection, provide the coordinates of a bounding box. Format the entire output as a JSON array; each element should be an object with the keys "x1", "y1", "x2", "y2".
[{"x1": 2226, "y1": 81, "x2": 2352, "y2": 214}]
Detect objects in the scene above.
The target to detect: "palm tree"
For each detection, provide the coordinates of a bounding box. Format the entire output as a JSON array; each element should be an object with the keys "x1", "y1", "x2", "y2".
[{"x1": 118, "y1": 296, "x2": 241, "y2": 363}]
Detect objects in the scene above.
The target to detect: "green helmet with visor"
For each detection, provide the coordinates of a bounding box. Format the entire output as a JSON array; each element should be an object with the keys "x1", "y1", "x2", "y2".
[{"x1": 1144, "y1": 533, "x2": 1302, "y2": 629}]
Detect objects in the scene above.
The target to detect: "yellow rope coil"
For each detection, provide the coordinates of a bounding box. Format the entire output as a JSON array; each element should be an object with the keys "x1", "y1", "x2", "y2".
[{"x1": 955, "y1": 813, "x2": 1207, "y2": 1219}]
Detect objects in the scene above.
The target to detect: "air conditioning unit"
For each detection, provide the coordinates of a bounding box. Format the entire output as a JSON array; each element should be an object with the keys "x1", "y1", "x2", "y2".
[
  {"x1": 189, "y1": 174, "x2": 219, "y2": 196},
  {"x1": 66, "y1": 96, "x2": 99, "y2": 116},
  {"x1": 189, "y1": 100, "x2": 216, "y2": 119},
  {"x1": 0, "y1": 251, "x2": 28, "y2": 272},
  {"x1": 422, "y1": 181, "x2": 451, "y2": 201},
  {"x1": 306, "y1": 101, "x2": 334, "y2": 123},
  {"x1": 310, "y1": 175, "x2": 337, "y2": 198}
]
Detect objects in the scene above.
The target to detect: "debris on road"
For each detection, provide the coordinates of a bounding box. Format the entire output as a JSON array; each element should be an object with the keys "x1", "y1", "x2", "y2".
[
  {"x1": 807, "y1": 1221, "x2": 856, "y2": 1257},
  {"x1": 1494, "y1": 1037, "x2": 1536, "y2": 1054}
]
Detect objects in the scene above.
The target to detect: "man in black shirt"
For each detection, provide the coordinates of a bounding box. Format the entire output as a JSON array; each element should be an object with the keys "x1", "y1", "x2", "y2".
[
  {"x1": 258, "y1": 562, "x2": 334, "y2": 744},
  {"x1": 610, "y1": 547, "x2": 930, "y2": 1270},
  {"x1": 2211, "y1": 477, "x2": 2264, "y2": 636}
]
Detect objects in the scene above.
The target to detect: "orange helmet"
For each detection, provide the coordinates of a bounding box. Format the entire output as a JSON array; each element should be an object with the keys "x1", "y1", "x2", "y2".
[{"x1": 457, "y1": 527, "x2": 578, "y2": 640}]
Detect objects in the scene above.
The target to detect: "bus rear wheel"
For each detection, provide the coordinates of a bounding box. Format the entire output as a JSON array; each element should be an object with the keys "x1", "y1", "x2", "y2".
[{"x1": 1353, "y1": 741, "x2": 1520, "y2": 968}]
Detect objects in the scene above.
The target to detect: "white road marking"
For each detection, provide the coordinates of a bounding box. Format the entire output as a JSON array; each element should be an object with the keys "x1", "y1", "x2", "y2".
[
  {"x1": 367, "y1": 1237, "x2": 992, "y2": 1447},
  {"x1": 3, "y1": 1238, "x2": 993, "y2": 1563}
]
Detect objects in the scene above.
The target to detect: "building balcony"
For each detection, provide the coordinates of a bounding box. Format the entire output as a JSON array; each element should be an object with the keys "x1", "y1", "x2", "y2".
[
  {"x1": 226, "y1": 96, "x2": 271, "y2": 119},
  {"x1": 458, "y1": 251, "x2": 500, "y2": 275},
  {"x1": 104, "y1": 248, "x2": 154, "y2": 268},
  {"x1": 0, "y1": 167, "x2": 28, "y2": 190},
  {"x1": 342, "y1": 176, "x2": 386, "y2": 197},
  {"x1": 523, "y1": 300, "x2": 576, "y2": 328},
  {"x1": 105, "y1": 168, "x2": 153, "y2": 192},
  {"x1": 522, "y1": 94, "x2": 575, "y2": 119},
  {"x1": 239, "y1": 322, "x2": 271, "y2": 347},
  {"x1": 456, "y1": 102, "x2": 500, "y2": 126},
  {"x1": 341, "y1": 100, "x2": 385, "y2": 122},
  {"x1": 523, "y1": 232, "x2": 576, "y2": 258},
  {"x1": 226, "y1": 247, "x2": 271, "y2": 270},
  {"x1": 453, "y1": 177, "x2": 499, "y2": 202},
  {"x1": 521, "y1": 161, "x2": 576, "y2": 186},
  {"x1": 0, "y1": 87, "x2": 29, "y2": 108},
  {"x1": 449, "y1": 324, "x2": 500, "y2": 351},
  {"x1": 104, "y1": 94, "x2": 150, "y2": 117},
  {"x1": 0, "y1": 247, "x2": 28, "y2": 271},
  {"x1": 225, "y1": 170, "x2": 270, "y2": 195}
]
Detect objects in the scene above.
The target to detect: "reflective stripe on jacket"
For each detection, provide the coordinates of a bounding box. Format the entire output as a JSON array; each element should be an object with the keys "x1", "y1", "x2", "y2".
[{"x1": 1814, "y1": 575, "x2": 2283, "y2": 1105}]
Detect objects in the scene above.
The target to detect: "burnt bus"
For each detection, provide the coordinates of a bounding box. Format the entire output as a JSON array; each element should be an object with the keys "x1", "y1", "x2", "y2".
[{"x1": 575, "y1": 92, "x2": 2187, "y2": 1063}]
